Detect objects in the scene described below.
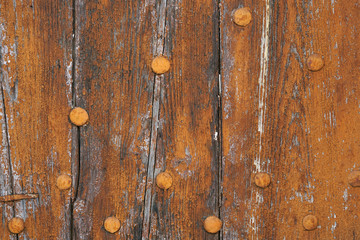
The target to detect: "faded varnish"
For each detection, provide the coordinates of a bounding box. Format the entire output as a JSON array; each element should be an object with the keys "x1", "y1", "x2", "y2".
[{"x1": 0, "y1": 0, "x2": 359, "y2": 239}]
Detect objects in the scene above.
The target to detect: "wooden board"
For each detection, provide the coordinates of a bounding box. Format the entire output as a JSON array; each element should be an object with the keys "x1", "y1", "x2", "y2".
[
  {"x1": 221, "y1": 0, "x2": 360, "y2": 239},
  {"x1": 72, "y1": 0, "x2": 156, "y2": 239},
  {"x1": 144, "y1": 0, "x2": 220, "y2": 239},
  {"x1": 0, "y1": 0, "x2": 74, "y2": 239}
]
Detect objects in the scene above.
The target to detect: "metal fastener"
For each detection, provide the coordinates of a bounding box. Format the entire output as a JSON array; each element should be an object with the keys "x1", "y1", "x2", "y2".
[
  {"x1": 348, "y1": 170, "x2": 360, "y2": 187},
  {"x1": 104, "y1": 216, "x2": 120, "y2": 233},
  {"x1": 69, "y1": 107, "x2": 89, "y2": 126},
  {"x1": 302, "y1": 214, "x2": 318, "y2": 231},
  {"x1": 307, "y1": 54, "x2": 324, "y2": 71},
  {"x1": 204, "y1": 216, "x2": 222, "y2": 234},
  {"x1": 151, "y1": 56, "x2": 170, "y2": 74},
  {"x1": 233, "y1": 8, "x2": 252, "y2": 27},
  {"x1": 254, "y1": 172, "x2": 271, "y2": 188},
  {"x1": 8, "y1": 217, "x2": 25, "y2": 234},
  {"x1": 156, "y1": 172, "x2": 173, "y2": 190},
  {"x1": 0, "y1": 193, "x2": 38, "y2": 202},
  {"x1": 56, "y1": 174, "x2": 72, "y2": 190}
]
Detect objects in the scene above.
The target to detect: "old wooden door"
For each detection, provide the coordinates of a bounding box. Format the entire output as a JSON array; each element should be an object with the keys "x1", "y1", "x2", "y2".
[{"x1": 0, "y1": 0, "x2": 359, "y2": 239}]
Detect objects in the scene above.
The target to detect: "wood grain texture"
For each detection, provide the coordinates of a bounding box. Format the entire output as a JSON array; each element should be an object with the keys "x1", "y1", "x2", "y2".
[
  {"x1": 72, "y1": 0, "x2": 157, "y2": 239},
  {"x1": 221, "y1": 0, "x2": 360, "y2": 239},
  {"x1": 0, "y1": 0, "x2": 74, "y2": 239},
  {"x1": 145, "y1": 0, "x2": 220, "y2": 239}
]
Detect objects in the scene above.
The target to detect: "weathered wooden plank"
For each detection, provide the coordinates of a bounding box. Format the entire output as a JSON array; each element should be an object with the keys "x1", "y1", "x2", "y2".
[
  {"x1": 144, "y1": 0, "x2": 220, "y2": 239},
  {"x1": 0, "y1": 0, "x2": 74, "y2": 239},
  {"x1": 72, "y1": 0, "x2": 157, "y2": 239},
  {"x1": 221, "y1": 0, "x2": 360, "y2": 239}
]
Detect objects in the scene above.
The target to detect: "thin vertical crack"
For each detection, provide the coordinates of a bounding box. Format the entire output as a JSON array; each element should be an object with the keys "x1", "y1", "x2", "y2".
[{"x1": 141, "y1": 0, "x2": 168, "y2": 239}]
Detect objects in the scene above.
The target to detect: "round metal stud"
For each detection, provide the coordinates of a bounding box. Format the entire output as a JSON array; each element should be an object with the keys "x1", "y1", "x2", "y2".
[
  {"x1": 104, "y1": 216, "x2": 120, "y2": 233},
  {"x1": 204, "y1": 216, "x2": 222, "y2": 234},
  {"x1": 156, "y1": 172, "x2": 173, "y2": 190},
  {"x1": 348, "y1": 170, "x2": 360, "y2": 187},
  {"x1": 254, "y1": 172, "x2": 271, "y2": 188},
  {"x1": 69, "y1": 107, "x2": 89, "y2": 126},
  {"x1": 307, "y1": 54, "x2": 324, "y2": 71},
  {"x1": 233, "y1": 7, "x2": 252, "y2": 27},
  {"x1": 56, "y1": 174, "x2": 72, "y2": 190},
  {"x1": 302, "y1": 214, "x2": 318, "y2": 231},
  {"x1": 151, "y1": 56, "x2": 170, "y2": 74},
  {"x1": 8, "y1": 217, "x2": 25, "y2": 234}
]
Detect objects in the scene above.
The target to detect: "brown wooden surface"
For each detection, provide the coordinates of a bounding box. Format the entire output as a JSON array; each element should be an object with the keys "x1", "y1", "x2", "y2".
[
  {"x1": 0, "y1": 0, "x2": 359, "y2": 239},
  {"x1": 221, "y1": 0, "x2": 360, "y2": 239},
  {"x1": 0, "y1": 0, "x2": 74, "y2": 239}
]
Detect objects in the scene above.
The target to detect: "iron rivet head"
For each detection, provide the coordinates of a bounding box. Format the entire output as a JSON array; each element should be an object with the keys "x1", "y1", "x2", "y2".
[
  {"x1": 307, "y1": 54, "x2": 324, "y2": 71},
  {"x1": 204, "y1": 216, "x2": 222, "y2": 234},
  {"x1": 156, "y1": 172, "x2": 173, "y2": 190},
  {"x1": 233, "y1": 7, "x2": 252, "y2": 27},
  {"x1": 69, "y1": 107, "x2": 89, "y2": 126},
  {"x1": 254, "y1": 172, "x2": 271, "y2": 188},
  {"x1": 104, "y1": 216, "x2": 120, "y2": 233},
  {"x1": 348, "y1": 170, "x2": 360, "y2": 187},
  {"x1": 56, "y1": 174, "x2": 72, "y2": 190},
  {"x1": 8, "y1": 217, "x2": 25, "y2": 234},
  {"x1": 151, "y1": 56, "x2": 170, "y2": 74},
  {"x1": 302, "y1": 215, "x2": 318, "y2": 231}
]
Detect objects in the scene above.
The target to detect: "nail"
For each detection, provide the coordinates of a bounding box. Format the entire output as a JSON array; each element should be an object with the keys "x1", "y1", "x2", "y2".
[
  {"x1": 151, "y1": 56, "x2": 170, "y2": 74},
  {"x1": 348, "y1": 170, "x2": 360, "y2": 187},
  {"x1": 302, "y1": 215, "x2": 318, "y2": 231},
  {"x1": 69, "y1": 107, "x2": 89, "y2": 126},
  {"x1": 307, "y1": 54, "x2": 324, "y2": 71},
  {"x1": 104, "y1": 216, "x2": 120, "y2": 233},
  {"x1": 204, "y1": 216, "x2": 222, "y2": 234},
  {"x1": 233, "y1": 7, "x2": 252, "y2": 27},
  {"x1": 8, "y1": 217, "x2": 25, "y2": 234},
  {"x1": 56, "y1": 174, "x2": 72, "y2": 190},
  {"x1": 254, "y1": 172, "x2": 271, "y2": 188},
  {"x1": 156, "y1": 172, "x2": 173, "y2": 190}
]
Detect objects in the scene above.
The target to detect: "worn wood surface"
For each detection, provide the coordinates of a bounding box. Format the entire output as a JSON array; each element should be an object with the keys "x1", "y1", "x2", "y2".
[
  {"x1": 0, "y1": 0, "x2": 359, "y2": 239},
  {"x1": 221, "y1": 0, "x2": 360, "y2": 239},
  {"x1": 0, "y1": 0, "x2": 74, "y2": 239}
]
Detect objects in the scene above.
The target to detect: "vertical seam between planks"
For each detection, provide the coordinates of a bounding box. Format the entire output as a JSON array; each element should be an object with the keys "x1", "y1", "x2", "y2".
[
  {"x1": 217, "y1": 0, "x2": 223, "y2": 240},
  {"x1": 70, "y1": 0, "x2": 79, "y2": 239},
  {"x1": 141, "y1": 0, "x2": 168, "y2": 239}
]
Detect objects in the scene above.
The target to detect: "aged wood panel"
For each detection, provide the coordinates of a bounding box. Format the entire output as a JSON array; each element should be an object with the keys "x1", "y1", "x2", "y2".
[
  {"x1": 221, "y1": 0, "x2": 360, "y2": 239},
  {"x1": 72, "y1": 0, "x2": 157, "y2": 239},
  {"x1": 144, "y1": 0, "x2": 220, "y2": 239},
  {"x1": 0, "y1": 0, "x2": 74, "y2": 239}
]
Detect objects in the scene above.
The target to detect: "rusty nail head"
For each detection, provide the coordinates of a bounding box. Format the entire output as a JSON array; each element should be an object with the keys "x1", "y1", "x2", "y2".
[
  {"x1": 69, "y1": 107, "x2": 89, "y2": 126},
  {"x1": 233, "y1": 7, "x2": 252, "y2": 27},
  {"x1": 303, "y1": 215, "x2": 318, "y2": 231},
  {"x1": 56, "y1": 174, "x2": 72, "y2": 190},
  {"x1": 348, "y1": 170, "x2": 360, "y2": 187},
  {"x1": 204, "y1": 216, "x2": 222, "y2": 234},
  {"x1": 156, "y1": 172, "x2": 173, "y2": 190},
  {"x1": 307, "y1": 54, "x2": 324, "y2": 71},
  {"x1": 254, "y1": 172, "x2": 271, "y2": 188},
  {"x1": 104, "y1": 216, "x2": 120, "y2": 233},
  {"x1": 151, "y1": 56, "x2": 170, "y2": 75},
  {"x1": 8, "y1": 217, "x2": 25, "y2": 234}
]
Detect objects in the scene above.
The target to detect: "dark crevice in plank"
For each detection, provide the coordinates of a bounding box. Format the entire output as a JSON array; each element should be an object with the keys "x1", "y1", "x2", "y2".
[
  {"x1": 70, "y1": 0, "x2": 79, "y2": 239},
  {"x1": 217, "y1": 1, "x2": 223, "y2": 240},
  {"x1": 141, "y1": 0, "x2": 168, "y2": 238}
]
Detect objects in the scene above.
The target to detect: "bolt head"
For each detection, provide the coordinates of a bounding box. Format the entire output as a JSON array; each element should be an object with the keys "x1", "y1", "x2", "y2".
[
  {"x1": 104, "y1": 216, "x2": 120, "y2": 233},
  {"x1": 348, "y1": 170, "x2": 360, "y2": 187},
  {"x1": 151, "y1": 56, "x2": 170, "y2": 74},
  {"x1": 56, "y1": 174, "x2": 72, "y2": 190},
  {"x1": 156, "y1": 172, "x2": 173, "y2": 190},
  {"x1": 307, "y1": 54, "x2": 324, "y2": 71},
  {"x1": 254, "y1": 172, "x2": 271, "y2": 188},
  {"x1": 8, "y1": 217, "x2": 25, "y2": 234},
  {"x1": 69, "y1": 107, "x2": 89, "y2": 126},
  {"x1": 204, "y1": 216, "x2": 222, "y2": 234},
  {"x1": 233, "y1": 8, "x2": 252, "y2": 27},
  {"x1": 303, "y1": 215, "x2": 318, "y2": 231}
]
